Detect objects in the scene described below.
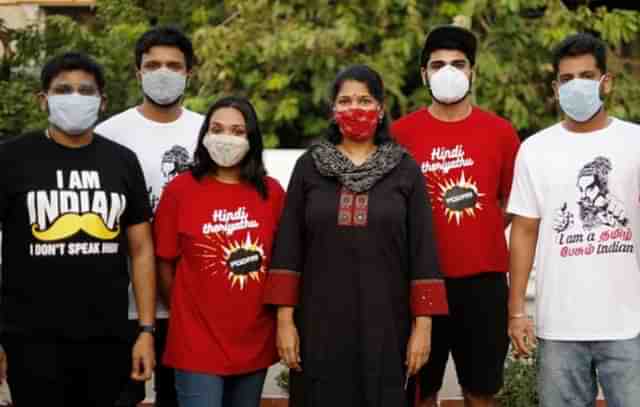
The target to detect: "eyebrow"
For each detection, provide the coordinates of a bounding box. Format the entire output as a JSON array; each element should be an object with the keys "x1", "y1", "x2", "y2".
[
  {"x1": 53, "y1": 81, "x2": 97, "y2": 87},
  {"x1": 142, "y1": 58, "x2": 185, "y2": 65},
  {"x1": 560, "y1": 70, "x2": 598, "y2": 77},
  {"x1": 210, "y1": 121, "x2": 246, "y2": 127},
  {"x1": 429, "y1": 58, "x2": 468, "y2": 63},
  {"x1": 337, "y1": 94, "x2": 374, "y2": 98}
]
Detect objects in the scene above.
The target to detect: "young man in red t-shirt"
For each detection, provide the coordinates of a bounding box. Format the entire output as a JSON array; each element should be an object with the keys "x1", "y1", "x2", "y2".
[{"x1": 392, "y1": 25, "x2": 520, "y2": 407}]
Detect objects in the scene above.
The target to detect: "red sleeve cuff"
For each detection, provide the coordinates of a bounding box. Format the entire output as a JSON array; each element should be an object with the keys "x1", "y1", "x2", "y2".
[
  {"x1": 411, "y1": 279, "x2": 448, "y2": 316},
  {"x1": 263, "y1": 269, "x2": 300, "y2": 306}
]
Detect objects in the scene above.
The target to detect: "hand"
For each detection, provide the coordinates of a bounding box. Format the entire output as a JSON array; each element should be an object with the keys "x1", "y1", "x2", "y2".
[
  {"x1": 604, "y1": 197, "x2": 627, "y2": 226},
  {"x1": 406, "y1": 320, "x2": 431, "y2": 377},
  {"x1": 130, "y1": 332, "x2": 155, "y2": 381},
  {"x1": 0, "y1": 350, "x2": 7, "y2": 384},
  {"x1": 508, "y1": 316, "x2": 536, "y2": 358},
  {"x1": 553, "y1": 203, "x2": 573, "y2": 232},
  {"x1": 277, "y1": 319, "x2": 302, "y2": 372}
]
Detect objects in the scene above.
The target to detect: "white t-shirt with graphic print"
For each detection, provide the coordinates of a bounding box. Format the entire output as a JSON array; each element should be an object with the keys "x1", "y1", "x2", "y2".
[
  {"x1": 96, "y1": 107, "x2": 204, "y2": 319},
  {"x1": 508, "y1": 118, "x2": 640, "y2": 341}
]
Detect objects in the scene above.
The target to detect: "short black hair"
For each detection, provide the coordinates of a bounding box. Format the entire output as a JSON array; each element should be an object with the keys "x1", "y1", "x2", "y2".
[
  {"x1": 135, "y1": 26, "x2": 195, "y2": 70},
  {"x1": 192, "y1": 96, "x2": 269, "y2": 200},
  {"x1": 552, "y1": 33, "x2": 607, "y2": 75},
  {"x1": 40, "y1": 52, "x2": 105, "y2": 93},
  {"x1": 327, "y1": 64, "x2": 393, "y2": 145},
  {"x1": 421, "y1": 25, "x2": 477, "y2": 67}
]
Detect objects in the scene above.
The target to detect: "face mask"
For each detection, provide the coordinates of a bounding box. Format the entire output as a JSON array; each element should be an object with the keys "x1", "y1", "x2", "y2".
[
  {"x1": 334, "y1": 108, "x2": 380, "y2": 142},
  {"x1": 141, "y1": 68, "x2": 187, "y2": 106},
  {"x1": 428, "y1": 65, "x2": 470, "y2": 105},
  {"x1": 47, "y1": 94, "x2": 101, "y2": 136},
  {"x1": 202, "y1": 133, "x2": 250, "y2": 167},
  {"x1": 558, "y1": 77, "x2": 604, "y2": 123}
]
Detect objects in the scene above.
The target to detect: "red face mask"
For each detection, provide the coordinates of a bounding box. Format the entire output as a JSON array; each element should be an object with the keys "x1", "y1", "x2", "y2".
[{"x1": 334, "y1": 108, "x2": 380, "y2": 141}]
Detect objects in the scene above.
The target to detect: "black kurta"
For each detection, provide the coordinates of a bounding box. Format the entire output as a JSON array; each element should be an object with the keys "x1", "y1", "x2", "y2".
[{"x1": 264, "y1": 151, "x2": 448, "y2": 407}]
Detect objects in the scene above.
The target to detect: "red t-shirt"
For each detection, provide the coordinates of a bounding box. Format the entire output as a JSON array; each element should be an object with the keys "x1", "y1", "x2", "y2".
[
  {"x1": 154, "y1": 172, "x2": 285, "y2": 375},
  {"x1": 392, "y1": 107, "x2": 520, "y2": 278}
]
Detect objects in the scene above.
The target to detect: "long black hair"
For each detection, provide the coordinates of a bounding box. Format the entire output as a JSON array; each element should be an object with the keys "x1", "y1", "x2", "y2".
[
  {"x1": 191, "y1": 96, "x2": 268, "y2": 199},
  {"x1": 327, "y1": 64, "x2": 394, "y2": 145}
]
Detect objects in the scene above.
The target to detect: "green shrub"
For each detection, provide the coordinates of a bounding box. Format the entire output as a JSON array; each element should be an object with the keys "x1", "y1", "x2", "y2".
[
  {"x1": 276, "y1": 368, "x2": 289, "y2": 393},
  {"x1": 497, "y1": 350, "x2": 539, "y2": 407}
]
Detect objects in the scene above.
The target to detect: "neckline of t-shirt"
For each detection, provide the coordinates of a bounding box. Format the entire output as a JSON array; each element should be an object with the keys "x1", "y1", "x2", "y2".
[
  {"x1": 558, "y1": 117, "x2": 620, "y2": 137},
  {"x1": 43, "y1": 129, "x2": 99, "y2": 152},
  {"x1": 132, "y1": 106, "x2": 189, "y2": 128},
  {"x1": 199, "y1": 173, "x2": 247, "y2": 188},
  {"x1": 422, "y1": 106, "x2": 476, "y2": 125}
]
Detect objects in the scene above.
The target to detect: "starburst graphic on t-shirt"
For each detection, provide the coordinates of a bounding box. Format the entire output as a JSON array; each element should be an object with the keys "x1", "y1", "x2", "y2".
[
  {"x1": 428, "y1": 172, "x2": 484, "y2": 225},
  {"x1": 194, "y1": 233, "x2": 266, "y2": 290}
]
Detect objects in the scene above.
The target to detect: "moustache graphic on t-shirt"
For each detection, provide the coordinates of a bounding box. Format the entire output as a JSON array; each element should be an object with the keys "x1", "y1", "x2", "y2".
[{"x1": 31, "y1": 212, "x2": 120, "y2": 241}]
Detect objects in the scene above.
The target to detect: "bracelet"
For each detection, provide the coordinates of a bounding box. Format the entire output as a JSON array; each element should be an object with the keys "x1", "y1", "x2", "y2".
[{"x1": 509, "y1": 313, "x2": 528, "y2": 320}]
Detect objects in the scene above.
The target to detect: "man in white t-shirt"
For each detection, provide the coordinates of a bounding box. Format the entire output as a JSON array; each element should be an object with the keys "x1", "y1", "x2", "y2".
[
  {"x1": 508, "y1": 33, "x2": 640, "y2": 407},
  {"x1": 96, "y1": 26, "x2": 204, "y2": 407}
]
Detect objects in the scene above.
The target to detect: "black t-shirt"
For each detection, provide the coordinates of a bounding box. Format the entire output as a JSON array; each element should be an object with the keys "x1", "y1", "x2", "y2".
[{"x1": 0, "y1": 131, "x2": 151, "y2": 340}]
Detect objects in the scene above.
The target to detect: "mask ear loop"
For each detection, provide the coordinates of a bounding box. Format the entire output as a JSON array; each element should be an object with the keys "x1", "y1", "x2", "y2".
[
  {"x1": 329, "y1": 106, "x2": 337, "y2": 124},
  {"x1": 596, "y1": 75, "x2": 606, "y2": 100}
]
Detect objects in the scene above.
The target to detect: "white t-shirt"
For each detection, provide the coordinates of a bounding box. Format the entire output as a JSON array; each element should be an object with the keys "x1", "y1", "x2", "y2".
[
  {"x1": 96, "y1": 107, "x2": 204, "y2": 319},
  {"x1": 508, "y1": 118, "x2": 640, "y2": 341}
]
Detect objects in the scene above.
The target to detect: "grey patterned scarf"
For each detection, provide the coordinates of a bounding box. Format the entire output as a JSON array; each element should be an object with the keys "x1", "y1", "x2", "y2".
[{"x1": 310, "y1": 140, "x2": 406, "y2": 193}]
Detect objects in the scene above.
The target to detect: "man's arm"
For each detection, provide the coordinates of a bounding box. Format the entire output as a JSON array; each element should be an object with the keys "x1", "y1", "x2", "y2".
[
  {"x1": 508, "y1": 214, "x2": 540, "y2": 356},
  {"x1": 129, "y1": 222, "x2": 156, "y2": 326},
  {"x1": 127, "y1": 221, "x2": 156, "y2": 381},
  {"x1": 501, "y1": 201, "x2": 514, "y2": 228}
]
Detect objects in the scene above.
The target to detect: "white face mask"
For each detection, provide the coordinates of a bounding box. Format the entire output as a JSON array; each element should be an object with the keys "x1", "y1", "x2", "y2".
[
  {"x1": 202, "y1": 133, "x2": 250, "y2": 168},
  {"x1": 558, "y1": 77, "x2": 604, "y2": 123},
  {"x1": 47, "y1": 94, "x2": 101, "y2": 136},
  {"x1": 428, "y1": 65, "x2": 470, "y2": 105},
  {"x1": 141, "y1": 68, "x2": 187, "y2": 105}
]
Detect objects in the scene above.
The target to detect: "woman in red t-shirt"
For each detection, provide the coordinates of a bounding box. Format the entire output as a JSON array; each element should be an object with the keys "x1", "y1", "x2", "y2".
[{"x1": 153, "y1": 96, "x2": 285, "y2": 407}]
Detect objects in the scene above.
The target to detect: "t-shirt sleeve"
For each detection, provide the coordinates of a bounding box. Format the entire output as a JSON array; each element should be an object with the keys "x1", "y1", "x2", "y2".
[
  {"x1": 122, "y1": 150, "x2": 152, "y2": 227},
  {"x1": 406, "y1": 159, "x2": 449, "y2": 316},
  {"x1": 507, "y1": 146, "x2": 541, "y2": 219},
  {"x1": 153, "y1": 179, "x2": 181, "y2": 260},
  {"x1": 263, "y1": 157, "x2": 307, "y2": 307},
  {"x1": 94, "y1": 118, "x2": 116, "y2": 141},
  {"x1": 499, "y1": 123, "x2": 521, "y2": 204}
]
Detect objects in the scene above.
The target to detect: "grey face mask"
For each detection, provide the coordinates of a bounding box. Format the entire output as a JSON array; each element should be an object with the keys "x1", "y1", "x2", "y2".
[
  {"x1": 141, "y1": 68, "x2": 187, "y2": 106},
  {"x1": 47, "y1": 94, "x2": 101, "y2": 136},
  {"x1": 558, "y1": 77, "x2": 604, "y2": 123},
  {"x1": 202, "y1": 133, "x2": 250, "y2": 167}
]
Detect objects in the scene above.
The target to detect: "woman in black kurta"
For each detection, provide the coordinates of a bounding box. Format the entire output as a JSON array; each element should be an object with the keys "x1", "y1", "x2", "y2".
[{"x1": 264, "y1": 65, "x2": 448, "y2": 407}]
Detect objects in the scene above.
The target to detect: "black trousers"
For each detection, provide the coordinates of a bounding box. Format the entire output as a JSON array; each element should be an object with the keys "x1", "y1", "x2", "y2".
[
  {"x1": 4, "y1": 335, "x2": 129, "y2": 407},
  {"x1": 115, "y1": 318, "x2": 177, "y2": 407}
]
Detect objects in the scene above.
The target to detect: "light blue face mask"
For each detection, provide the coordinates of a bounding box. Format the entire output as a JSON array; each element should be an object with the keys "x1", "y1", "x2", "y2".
[
  {"x1": 558, "y1": 77, "x2": 604, "y2": 123},
  {"x1": 48, "y1": 94, "x2": 101, "y2": 136}
]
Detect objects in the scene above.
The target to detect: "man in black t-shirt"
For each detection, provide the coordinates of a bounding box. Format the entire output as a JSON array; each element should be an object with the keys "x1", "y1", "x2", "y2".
[{"x1": 0, "y1": 52, "x2": 156, "y2": 406}]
